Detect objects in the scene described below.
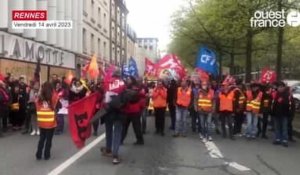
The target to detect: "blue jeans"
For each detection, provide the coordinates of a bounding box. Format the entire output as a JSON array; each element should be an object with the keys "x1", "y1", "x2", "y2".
[
  {"x1": 105, "y1": 113, "x2": 123, "y2": 157},
  {"x1": 175, "y1": 106, "x2": 188, "y2": 135},
  {"x1": 274, "y1": 116, "x2": 288, "y2": 142},
  {"x1": 200, "y1": 112, "x2": 212, "y2": 138},
  {"x1": 56, "y1": 114, "x2": 65, "y2": 133},
  {"x1": 246, "y1": 112, "x2": 258, "y2": 137}
]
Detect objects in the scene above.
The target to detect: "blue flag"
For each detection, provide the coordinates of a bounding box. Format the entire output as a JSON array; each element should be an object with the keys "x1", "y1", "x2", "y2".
[
  {"x1": 128, "y1": 57, "x2": 139, "y2": 76},
  {"x1": 122, "y1": 64, "x2": 130, "y2": 77},
  {"x1": 196, "y1": 47, "x2": 218, "y2": 76}
]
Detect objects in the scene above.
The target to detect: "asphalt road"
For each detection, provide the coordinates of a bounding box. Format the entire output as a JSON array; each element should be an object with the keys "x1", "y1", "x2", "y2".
[{"x1": 0, "y1": 116, "x2": 299, "y2": 175}]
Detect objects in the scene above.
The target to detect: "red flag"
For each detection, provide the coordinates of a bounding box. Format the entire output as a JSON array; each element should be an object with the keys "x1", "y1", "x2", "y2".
[
  {"x1": 222, "y1": 75, "x2": 235, "y2": 85},
  {"x1": 145, "y1": 58, "x2": 156, "y2": 77},
  {"x1": 68, "y1": 93, "x2": 99, "y2": 149},
  {"x1": 103, "y1": 65, "x2": 116, "y2": 91},
  {"x1": 157, "y1": 54, "x2": 186, "y2": 79},
  {"x1": 195, "y1": 68, "x2": 210, "y2": 82},
  {"x1": 260, "y1": 68, "x2": 277, "y2": 84}
]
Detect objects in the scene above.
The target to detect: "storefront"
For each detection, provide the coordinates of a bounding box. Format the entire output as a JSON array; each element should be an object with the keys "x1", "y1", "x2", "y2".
[{"x1": 0, "y1": 31, "x2": 75, "y2": 83}]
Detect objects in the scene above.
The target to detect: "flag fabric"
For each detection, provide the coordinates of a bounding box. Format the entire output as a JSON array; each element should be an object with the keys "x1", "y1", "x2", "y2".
[
  {"x1": 122, "y1": 64, "x2": 130, "y2": 77},
  {"x1": 260, "y1": 68, "x2": 277, "y2": 83},
  {"x1": 68, "y1": 93, "x2": 99, "y2": 149},
  {"x1": 195, "y1": 68, "x2": 210, "y2": 82},
  {"x1": 156, "y1": 54, "x2": 186, "y2": 79},
  {"x1": 103, "y1": 65, "x2": 116, "y2": 91},
  {"x1": 145, "y1": 58, "x2": 156, "y2": 77},
  {"x1": 87, "y1": 55, "x2": 99, "y2": 79},
  {"x1": 65, "y1": 70, "x2": 74, "y2": 85},
  {"x1": 128, "y1": 57, "x2": 139, "y2": 76},
  {"x1": 222, "y1": 75, "x2": 235, "y2": 85},
  {"x1": 196, "y1": 47, "x2": 218, "y2": 76}
]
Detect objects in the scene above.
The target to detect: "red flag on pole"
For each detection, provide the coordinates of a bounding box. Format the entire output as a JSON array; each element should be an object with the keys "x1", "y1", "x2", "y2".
[
  {"x1": 68, "y1": 93, "x2": 99, "y2": 149},
  {"x1": 260, "y1": 68, "x2": 277, "y2": 84},
  {"x1": 156, "y1": 54, "x2": 186, "y2": 79},
  {"x1": 145, "y1": 58, "x2": 156, "y2": 77}
]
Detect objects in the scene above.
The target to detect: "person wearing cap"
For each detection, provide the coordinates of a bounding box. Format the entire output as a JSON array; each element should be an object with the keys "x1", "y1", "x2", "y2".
[
  {"x1": 245, "y1": 82, "x2": 263, "y2": 139},
  {"x1": 257, "y1": 84, "x2": 272, "y2": 139},
  {"x1": 0, "y1": 75, "x2": 10, "y2": 136},
  {"x1": 196, "y1": 81, "x2": 214, "y2": 141},
  {"x1": 173, "y1": 79, "x2": 192, "y2": 137},
  {"x1": 218, "y1": 82, "x2": 235, "y2": 140},
  {"x1": 272, "y1": 82, "x2": 291, "y2": 147}
]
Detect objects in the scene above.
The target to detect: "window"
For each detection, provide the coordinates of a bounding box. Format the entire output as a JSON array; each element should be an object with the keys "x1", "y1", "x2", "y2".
[
  {"x1": 91, "y1": 0, "x2": 94, "y2": 17},
  {"x1": 83, "y1": 28, "x2": 87, "y2": 52},
  {"x1": 91, "y1": 34, "x2": 94, "y2": 54},
  {"x1": 103, "y1": 41, "x2": 107, "y2": 58},
  {"x1": 98, "y1": 38, "x2": 101, "y2": 56},
  {"x1": 98, "y1": 7, "x2": 101, "y2": 25},
  {"x1": 103, "y1": 13, "x2": 107, "y2": 28}
]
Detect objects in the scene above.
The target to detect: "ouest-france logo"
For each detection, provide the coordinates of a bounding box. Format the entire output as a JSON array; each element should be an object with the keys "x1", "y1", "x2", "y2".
[{"x1": 250, "y1": 9, "x2": 300, "y2": 28}]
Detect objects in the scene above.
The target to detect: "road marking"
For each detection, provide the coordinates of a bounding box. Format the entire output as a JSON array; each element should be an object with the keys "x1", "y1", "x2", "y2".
[
  {"x1": 48, "y1": 133, "x2": 106, "y2": 175},
  {"x1": 204, "y1": 141, "x2": 251, "y2": 172}
]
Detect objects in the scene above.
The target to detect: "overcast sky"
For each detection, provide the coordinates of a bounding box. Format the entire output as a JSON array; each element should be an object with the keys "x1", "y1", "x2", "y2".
[{"x1": 126, "y1": 0, "x2": 185, "y2": 51}]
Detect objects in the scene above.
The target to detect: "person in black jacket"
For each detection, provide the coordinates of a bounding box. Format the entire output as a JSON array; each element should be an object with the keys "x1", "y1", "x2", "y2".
[
  {"x1": 0, "y1": 78, "x2": 10, "y2": 136},
  {"x1": 257, "y1": 84, "x2": 272, "y2": 139},
  {"x1": 272, "y1": 82, "x2": 290, "y2": 147},
  {"x1": 69, "y1": 79, "x2": 87, "y2": 104},
  {"x1": 167, "y1": 79, "x2": 177, "y2": 130}
]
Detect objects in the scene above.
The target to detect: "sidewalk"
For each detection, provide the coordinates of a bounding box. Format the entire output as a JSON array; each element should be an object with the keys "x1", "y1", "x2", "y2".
[{"x1": 294, "y1": 113, "x2": 300, "y2": 138}]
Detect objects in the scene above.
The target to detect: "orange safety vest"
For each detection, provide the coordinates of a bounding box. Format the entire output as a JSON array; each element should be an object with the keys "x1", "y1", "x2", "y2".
[
  {"x1": 219, "y1": 90, "x2": 235, "y2": 112},
  {"x1": 176, "y1": 87, "x2": 192, "y2": 108},
  {"x1": 36, "y1": 102, "x2": 57, "y2": 129},
  {"x1": 246, "y1": 90, "x2": 253, "y2": 111},
  {"x1": 198, "y1": 89, "x2": 214, "y2": 112},
  {"x1": 152, "y1": 87, "x2": 167, "y2": 108},
  {"x1": 250, "y1": 91, "x2": 262, "y2": 114}
]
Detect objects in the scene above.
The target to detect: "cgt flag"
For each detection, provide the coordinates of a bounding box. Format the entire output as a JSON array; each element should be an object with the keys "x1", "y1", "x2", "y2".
[
  {"x1": 260, "y1": 68, "x2": 277, "y2": 84},
  {"x1": 196, "y1": 47, "x2": 218, "y2": 76},
  {"x1": 68, "y1": 93, "x2": 99, "y2": 149}
]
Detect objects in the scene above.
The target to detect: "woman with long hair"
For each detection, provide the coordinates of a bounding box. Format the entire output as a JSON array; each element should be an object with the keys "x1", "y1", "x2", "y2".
[{"x1": 35, "y1": 82, "x2": 57, "y2": 160}]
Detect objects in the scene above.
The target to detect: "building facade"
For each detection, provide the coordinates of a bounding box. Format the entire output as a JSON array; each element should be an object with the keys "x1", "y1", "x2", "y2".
[
  {"x1": 137, "y1": 37, "x2": 159, "y2": 62},
  {"x1": 126, "y1": 24, "x2": 136, "y2": 60},
  {"x1": 109, "y1": 0, "x2": 128, "y2": 67},
  {"x1": 0, "y1": 0, "x2": 132, "y2": 81},
  {"x1": 0, "y1": 0, "x2": 78, "y2": 81}
]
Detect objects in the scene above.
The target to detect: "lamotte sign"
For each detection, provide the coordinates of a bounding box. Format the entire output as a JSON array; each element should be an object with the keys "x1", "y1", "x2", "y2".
[
  {"x1": 0, "y1": 31, "x2": 75, "y2": 68},
  {"x1": 250, "y1": 9, "x2": 300, "y2": 28}
]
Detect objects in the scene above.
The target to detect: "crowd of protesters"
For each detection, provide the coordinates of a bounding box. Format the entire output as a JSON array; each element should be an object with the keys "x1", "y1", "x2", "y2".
[{"x1": 0, "y1": 71, "x2": 298, "y2": 164}]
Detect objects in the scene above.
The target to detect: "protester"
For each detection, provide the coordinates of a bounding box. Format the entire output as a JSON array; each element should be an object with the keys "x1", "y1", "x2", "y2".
[
  {"x1": 101, "y1": 70, "x2": 126, "y2": 164},
  {"x1": 245, "y1": 83, "x2": 262, "y2": 139},
  {"x1": 35, "y1": 82, "x2": 57, "y2": 160},
  {"x1": 219, "y1": 82, "x2": 235, "y2": 140},
  {"x1": 10, "y1": 83, "x2": 22, "y2": 130},
  {"x1": 122, "y1": 76, "x2": 145, "y2": 145},
  {"x1": 54, "y1": 81, "x2": 68, "y2": 135},
  {"x1": 138, "y1": 78, "x2": 149, "y2": 134},
  {"x1": 18, "y1": 76, "x2": 28, "y2": 129},
  {"x1": 24, "y1": 81, "x2": 39, "y2": 135},
  {"x1": 173, "y1": 79, "x2": 192, "y2": 137},
  {"x1": 272, "y1": 82, "x2": 291, "y2": 147},
  {"x1": 92, "y1": 81, "x2": 104, "y2": 136},
  {"x1": 69, "y1": 79, "x2": 87, "y2": 104},
  {"x1": 191, "y1": 81, "x2": 200, "y2": 133},
  {"x1": 196, "y1": 81, "x2": 214, "y2": 141},
  {"x1": 233, "y1": 80, "x2": 246, "y2": 136},
  {"x1": 257, "y1": 84, "x2": 272, "y2": 139},
  {"x1": 288, "y1": 87, "x2": 296, "y2": 142},
  {"x1": 0, "y1": 75, "x2": 10, "y2": 136},
  {"x1": 167, "y1": 79, "x2": 177, "y2": 130},
  {"x1": 152, "y1": 80, "x2": 167, "y2": 136}
]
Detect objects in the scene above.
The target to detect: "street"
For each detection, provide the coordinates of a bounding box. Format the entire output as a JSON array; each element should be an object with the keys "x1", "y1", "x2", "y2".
[{"x1": 0, "y1": 116, "x2": 299, "y2": 175}]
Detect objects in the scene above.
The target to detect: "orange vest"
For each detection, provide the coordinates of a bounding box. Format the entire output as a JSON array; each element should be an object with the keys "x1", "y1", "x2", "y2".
[
  {"x1": 246, "y1": 90, "x2": 253, "y2": 111},
  {"x1": 176, "y1": 87, "x2": 192, "y2": 108},
  {"x1": 251, "y1": 92, "x2": 262, "y2": 114},
  {"x1": 198, "y1": 89, "x2": 214, "y2": 112},
  {"x1": 219, "y1": 90, "x2": 234, "y2": 112},
  {"x1": 36, "y1": 102, "x2": 57, "y2": 129},
  {"x1": 152, "y1": 87, "x2": 167, "y2": 108}
]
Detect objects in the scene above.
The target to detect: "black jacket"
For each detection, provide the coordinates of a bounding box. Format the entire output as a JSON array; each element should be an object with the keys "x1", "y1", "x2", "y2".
[{"x1": 273, "y1": 89, "x2": 291, "y2": 117}]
